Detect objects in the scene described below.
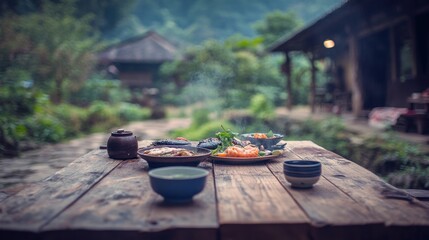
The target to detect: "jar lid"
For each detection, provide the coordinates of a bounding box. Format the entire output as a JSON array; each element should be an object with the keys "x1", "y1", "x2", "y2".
[{"x1": 111, "y1": 129, "x2": 133, "y2": 136}]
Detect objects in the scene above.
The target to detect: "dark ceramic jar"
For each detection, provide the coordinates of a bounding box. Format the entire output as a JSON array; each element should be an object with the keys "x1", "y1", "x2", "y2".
[{"x1": 107, "y1": 129, "x2": 138, "y2": 159}]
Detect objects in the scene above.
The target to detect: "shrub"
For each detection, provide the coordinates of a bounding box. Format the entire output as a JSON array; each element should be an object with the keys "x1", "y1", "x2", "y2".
[
  {"x1": 68, "y1": 76, "x2": 131, "y2": 106},
  {"x1": 85, "y1": 101, "x2": 121, "y2": 132},
  {"x1": 249, "y1": 93, "x2": 275, "y2": 120},
  {"x1": 0, "y1": 116, "x2": 27, "y2": 156},
  {"x1": 24, "y1": 114, "x2": 65, "y2": 143},
  {"x1": 170, "y1": 121, "x2": 234, "y2": 140},
  {"x1": 118, "y1": 103, "x2": 151, "y2": 121},
  {"x1": 52, "y1": 104, "x2": 88, "y2": 138},
  {"x1": 191, "y1": 108, "x2": 210, "y2": 128}
]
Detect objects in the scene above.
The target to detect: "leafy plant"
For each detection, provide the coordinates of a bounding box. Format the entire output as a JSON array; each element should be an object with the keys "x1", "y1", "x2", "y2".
[
  {"x1": 118, "y1": 103, "x2": 151, "y2": 121},
  {"x1": 68, "y1": 75, "x2": 131, "y2": 106},
  {"x1": 212, "y1": 126, "x2": 239, "y2": 155},
  {"x1": 249, "y1": 93, "x2": 275, "y2": 120}
]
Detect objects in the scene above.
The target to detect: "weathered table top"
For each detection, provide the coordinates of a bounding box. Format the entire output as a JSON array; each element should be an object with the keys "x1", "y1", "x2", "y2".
[{"x1": 1, "y1": 141, "x2": 429, "y2": 240}]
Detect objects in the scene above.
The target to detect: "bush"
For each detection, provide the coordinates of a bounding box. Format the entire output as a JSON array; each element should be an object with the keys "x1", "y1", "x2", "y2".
[
  {"x1": 118, "y1": 103, "x2": 151, "y2": 121},
  {"x1": 170, "y1": 121, "x2": 234, "y2": 140},
  {"x1": 24, "y1": 114, "x2": 65, "y2": 143},
  {"x1": 0, "y1": 116, "x2": 27, "y2": 156},
  {"x1": 0, "y1": 86, "x2": 40, "y2": 156},
  {"x1": 190, "y1": 108, "x2": 210, "y2": 128},
  {"x1": 85, "y1": 101, "x2": 121, "y2": 132},
  {"x1": 68, "y1": 76, "x2": 131, "y2": 106},
  {"x1": 249, "y1": 93, "x2": 275, "y2": 120},
  {"x1": 52, "y1": 104, "x2": 88, "y2": 138}
]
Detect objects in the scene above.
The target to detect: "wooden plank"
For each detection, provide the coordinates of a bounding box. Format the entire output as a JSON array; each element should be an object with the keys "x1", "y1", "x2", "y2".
[
  {"x1": 214, "y1": 163, "x2": 310, "y2": 240},
  {"x1": 309, "y1": 54, "x2": 316, "y2": 113},
  {"x1": 0, "y1": 150, "x2": 120, "y2": 237},
  {"x1": 43, "y1": 159, "x2": 218, "y2": 240},
  {"x1": 286, "y1": 141, "x2": 429, "y2": 239},
  {"x1": 405, "y1": 189, "x2": 429, "y2": 200},
  {"x1": 267, "y1": 148, "x2": 384, "y2": 240}
]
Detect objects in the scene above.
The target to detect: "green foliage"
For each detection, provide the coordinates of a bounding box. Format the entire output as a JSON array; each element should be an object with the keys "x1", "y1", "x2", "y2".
[
  {"x1": 249, "y1": 94, "x2": 275, "y2": 120},
  {"x1": 386, "y1": 166, "x2": 429, "y2": 189},
  {"x1": 0, "y1": 116, "x2": 26, "y2": 156},
  {"x1": 0, "y1": 82, "x2": 41, "y2": 156},
  {"x1": 85, "y1": 101, "x2": 121, "y2": 132},
  {"x1": 68, "y1": 75, "x2": 131, "y2": 106},
  {"x1": 170, "y1": 107, "x2": 235, "y2": 140},
  {"x1": 121, "y1": 0, "x2": 340, "y2": 44},
  {"x1": 160, "y1": 39, "x2": 285, "y2": 109},
  {"x1": 118, "y1": 103, "x2": 151, "y2": 121},
  {"x1": 224, "y1": 35, "x2": 264, "y2": 54},
  {"x1": 0, "y1": 0, "x2": 136, "y2": 38},
  {"x1": 190, "y1": 108, "x2": 211, "y2": 128},
  {"x1": 24, "y1": 114, "x2": 66, "y2": 143},
  {"x1": 254, "y1": 10, "x2": 303, "y2": 46},
  {"x1": 287, "y1": 117, "x2": 350, "y2": 158},
  {"x1": 51, "y1": 104, "x2": 88, "y2": 138},
  {"x1": 170, "y1": 121, "x2": 235, "y2": 141},
  {"x1": 0, "y1": 0, "x2": 98, "y2": 104}
]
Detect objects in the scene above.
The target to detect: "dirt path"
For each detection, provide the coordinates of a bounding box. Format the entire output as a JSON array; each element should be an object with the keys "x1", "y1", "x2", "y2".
[{"x1": 0, "y1": 118, "x2": 191, "y2": 198}]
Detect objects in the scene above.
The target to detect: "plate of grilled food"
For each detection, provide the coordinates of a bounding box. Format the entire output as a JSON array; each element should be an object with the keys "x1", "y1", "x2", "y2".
[
  {"x1": 138, "y1": 145, "x2": 211, "y2": 168},
  {"x1": 197, "y1": 127, "x2": 286, "y2": 164}
]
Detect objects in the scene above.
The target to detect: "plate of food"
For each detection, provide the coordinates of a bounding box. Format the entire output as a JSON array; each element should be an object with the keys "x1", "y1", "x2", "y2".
[
  {"x1": 138, "y1": 145, "x2": 211, "y2": 168},
  {"x1": 241, "y1": 131, "x2": 285, "y2": 150},
  {"x1": 207, "y1": 126, "x2": 285, "y2": 164}
]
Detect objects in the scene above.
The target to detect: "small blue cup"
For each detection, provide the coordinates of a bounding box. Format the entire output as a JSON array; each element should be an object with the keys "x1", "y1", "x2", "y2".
[{"x1": 283, "y1": 160, "x2": 322, "y2": 188}]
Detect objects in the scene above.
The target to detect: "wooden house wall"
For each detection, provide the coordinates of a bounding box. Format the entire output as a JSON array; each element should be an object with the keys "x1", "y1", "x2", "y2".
[
  {"x1": 119, "y1": 72, "x2": 153, "y2": 89},
  {"x1": 114, "y1": 62, "x2": 162, "y2": 90},
  {"x1": 331, "y1": 2, "x2": 429, "y2": 112}
]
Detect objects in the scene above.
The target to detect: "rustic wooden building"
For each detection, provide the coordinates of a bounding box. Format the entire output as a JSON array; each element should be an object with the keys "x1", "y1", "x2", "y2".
[
  {"x1": 270, "y1": 0, "x2": 429, "y2": 117},
  {"x1": 97, "y1": 30, "x2": 177, "y2": 93}
]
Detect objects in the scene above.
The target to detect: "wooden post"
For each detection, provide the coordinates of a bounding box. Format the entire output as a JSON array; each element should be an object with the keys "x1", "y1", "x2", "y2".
[
  {"x1": 284, "y1": 52, "x2": 293, "y2": 110},
  {"x1": 309, "y1": 54, "x2": 316, "y2": 113},
  {"x1": 348, "y1": 33, "x2": 363, "y2": 118},
  {"x1": 408, "y1": 15, "x2": 418, "y2": 78},
  {"x1": 389, "y1": 26, "x2": 397, "y2": 81}
]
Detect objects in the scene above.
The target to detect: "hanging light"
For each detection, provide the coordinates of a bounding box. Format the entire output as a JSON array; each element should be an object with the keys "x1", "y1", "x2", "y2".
[{"x1": 323, "y1": 39, "x2": 335, "y2": 48}]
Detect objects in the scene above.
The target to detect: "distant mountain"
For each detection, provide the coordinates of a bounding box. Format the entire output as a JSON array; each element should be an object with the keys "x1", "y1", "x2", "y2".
[{"x1": 105, "y1": 0, "x2": 342, "y2": 45}]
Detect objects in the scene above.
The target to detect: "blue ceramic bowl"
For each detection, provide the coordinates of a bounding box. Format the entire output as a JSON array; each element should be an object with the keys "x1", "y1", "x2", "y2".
[
  {"x1": 148, "y1": 166, "x2": 209, "y2": 203},
  {"x1": 283, "y1": 160, "x2": 322, "y2": 188},
  {"x1": 241, "y1": 133, "x2": 285, "y2": 150}
]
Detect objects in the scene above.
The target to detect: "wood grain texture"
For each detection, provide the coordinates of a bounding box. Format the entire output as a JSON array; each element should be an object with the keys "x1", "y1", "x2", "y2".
[
  {"x1": 286, "y1": 141, "x2": 429, "y2": 239},
  {"x1": 0, "y1": 150, "x2": 120, "y2": 235},
  {"x1": 267, "y1": 147, "x2": 384, "y2": 240},
  {"x1": 214, "y1": 163, "x2": 309, "y2": 240},
  {"x1": 2, "y1": 140, "x2": 429, "y2": 240},
  {"x1": 43, "y1": 159, "x2": 218, "y2": 240}
]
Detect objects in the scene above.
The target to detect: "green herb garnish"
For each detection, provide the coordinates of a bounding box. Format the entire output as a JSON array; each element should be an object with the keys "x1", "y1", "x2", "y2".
[
  {"x1": 211, "y1": 125, "x2": 238, "y2": 155},
  {"x1": 266, "y1": 130, "x2": 274, "y2": 138}
]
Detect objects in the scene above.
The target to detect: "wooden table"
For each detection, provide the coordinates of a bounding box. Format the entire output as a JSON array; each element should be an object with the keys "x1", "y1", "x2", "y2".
[
  {"x1": 1, "y1": 141, "x2": 429, "y2": 240},
  {"x1": 407, "y1": 97, "x2": 429, "y2": 112},
  {"x1": 404, "y1": 97, "x2": 429, "y2": 133}
]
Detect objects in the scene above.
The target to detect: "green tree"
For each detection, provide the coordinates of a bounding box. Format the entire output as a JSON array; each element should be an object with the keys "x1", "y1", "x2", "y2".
[
  {"x1": 160, "y1": 37, "x2": 285, "y2": 109},
  {"x1": 0, "y1": 0, "x2": 98, "y2": 103},
  {"x1": 253, "y1": 10, "x2": 303, "y2": 46},
  {"x1": 0, "y1": 0, "x2": 136, "y2": 37}
]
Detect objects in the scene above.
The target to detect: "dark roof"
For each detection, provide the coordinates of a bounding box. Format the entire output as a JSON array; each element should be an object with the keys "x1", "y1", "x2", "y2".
[
  {"x1": 98, "y1": 31, "x2": 178, "y2": 63},
  {"x1": 269, "y1": 0, "x2": 429, "y2": 53},
  {"x1": 268, "y1": 0, "x2": 353, "y2": 52}
]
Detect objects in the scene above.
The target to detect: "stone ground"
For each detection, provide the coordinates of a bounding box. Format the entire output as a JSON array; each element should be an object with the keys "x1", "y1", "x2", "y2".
[{"x1": 0, "y1": 118, "x2": 191, "y2": 198}]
